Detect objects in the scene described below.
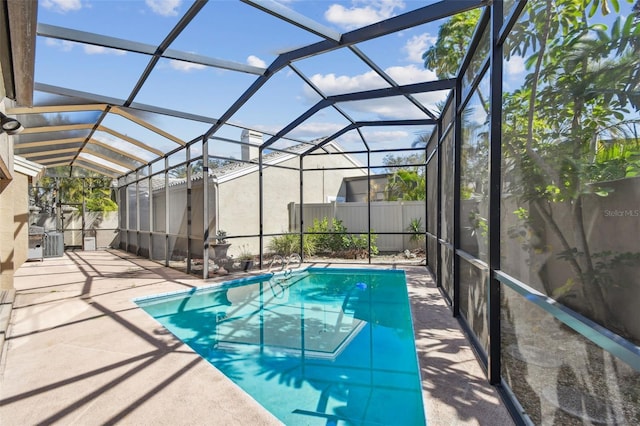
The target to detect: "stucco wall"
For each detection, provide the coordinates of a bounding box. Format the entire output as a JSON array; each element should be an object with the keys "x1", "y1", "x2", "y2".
[
  {"x1": 1, "y1": 88, "x2": 17, "y2": 288},
  {"x1": 0, "y1": 175, "x2": 15, "y2": 289},
  {"x1": 12, "y1": 173, "x2": 29, "y2": 267},
  {"x1": 0, "y1": 167, "x2": 29, "y2": 289},
  {"x1": 0, "y1": 125, "x2": 12, "y2": 178},
  {"x1": 0, "y1": 100, "x2": 13, "y2": 180},
  {"x1": 143, "y1": 149, "x2": 366, "y2": 259},
  {"x1": 217, "y1": 151, "x2": 366, "y2": 256}
]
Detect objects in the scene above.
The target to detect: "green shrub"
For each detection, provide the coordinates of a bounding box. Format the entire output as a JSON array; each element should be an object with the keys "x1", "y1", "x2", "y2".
[
  {"x1": 354, "y1": 233, "x2": 379, "y2": 255},
  {"x1": 307, "y1": 217, "x2": 345, "y2": 253},
  {"x1": 267, "y1": 233, "x2": 298, "y2": 257},
  {"x1": 407, "y1": 217, "x2": 425, "y2": 243},
  {"x1": 267, "y1": 233, "x2": 316, "y2": 257},
  {"x1": 305, "y1": 217, "x2": 378, "y2": 257},
  {"x1": 302, "y1": 234, "x2": 317, "y2": 257},
  {"x1": 269, "y1": 218, "x2": 379, "y2": 259}
]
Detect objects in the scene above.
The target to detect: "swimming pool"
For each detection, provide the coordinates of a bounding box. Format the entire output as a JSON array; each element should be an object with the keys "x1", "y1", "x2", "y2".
[{"x1": 135, "y1": 268, "x2": 426, "y2": 425}]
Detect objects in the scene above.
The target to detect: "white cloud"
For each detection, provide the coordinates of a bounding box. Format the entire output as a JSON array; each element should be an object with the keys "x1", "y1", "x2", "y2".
[
  {"x1": 45, "y1": 39, "x2": 126, "y2": 56},
  {"x1": 290, "y1": 122, "x2": 345, "y2": 139},
  {"x1": 342, "y1": 97, "x2": 432, "y2": 119},
  {"x1": 308, "y1": 70, "x2": 385, "y2": 96},
  {"x1": 169, "y1": 59, "x2": 206, "y2": 72},
  {"x1": 250, "y1": 122, "x2": 343, "y2": 141},
  {"x1": 404, "y1": 33, "x2": 436, "y2": 64},
  {"x1": 324, "y1": 0, "x2": 405, "y2": 31},
  {"x1": 146, "y1": 0, "x2": 182, "y2": 17},
  {"x1": 41, "y1": 0, "x2": 83, "y2": 13},
  {"x1": 84, "y1": 45, "x2": 126, "y2": 56},
  {"x1": 45, "y1": 38, "x2": 75, "y2": 52},
  {"x1": 303, "y1": 64, "x2": 444, "y2": 120},
  {"x1": 412, "y1": 90, "x2": 449, "y2": 110},
  {"x1": 314, "y1": 128, "x2": 416, "y2": 150},
  {"x1": 255, "y1": 122, "x2": 427, "y2": 151},
  {"x1": 358, "y1": 130, "x2": 411, "y2": 144},
  {"x1": 306, "y1": 64, "x2": 437, "y2": 96},
  {"x1": 92, "y1": 133, "x2": 155, "y2": 162},
  {"x1": 468, "y1": 103, "x2": 489, "y2": 126},
  {"x1": 506, "y1": 55, "x2": 525, "y2": 75},
  {"x1": 385, "y1": 64, "x2": 436, "y2": 85},
  {"x1": 247, "y1": 55, "x2": 267, "y2": 68}
]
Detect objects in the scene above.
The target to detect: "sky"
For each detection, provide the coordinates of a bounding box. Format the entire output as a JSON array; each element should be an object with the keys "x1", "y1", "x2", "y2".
[{"x1": 30, "y1": 0, "x2": 534, "y2": 173}]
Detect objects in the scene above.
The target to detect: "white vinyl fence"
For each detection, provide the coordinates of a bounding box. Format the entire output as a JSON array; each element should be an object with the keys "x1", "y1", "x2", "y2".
[{"x1": 288, "y1": 201, "x2": 426, "y2": 253}]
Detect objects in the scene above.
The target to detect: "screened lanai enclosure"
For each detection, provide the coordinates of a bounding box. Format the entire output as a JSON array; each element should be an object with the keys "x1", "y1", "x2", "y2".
[{"x1": 6, "y1": 0, "x2": 640, "y2": 424}]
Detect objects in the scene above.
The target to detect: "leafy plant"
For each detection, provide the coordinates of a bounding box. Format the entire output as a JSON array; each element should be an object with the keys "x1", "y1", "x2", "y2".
[
  {"x1": 407, "y1": 217, "x2": 425, "y2": 243},
  {"x1": 85, "y1": 190, "x2": 118, "y2": 211},
  {"x1": 468, "y1": 211, "x2": 488, "y2": 237},
  {"x1": 346, "y1": 233, "x2": 379, "y2": 257},
  {"x1": 307, "y1": 217, "x2": 346, "y2": 253},
  {"x1": 33, "y1": 173, "x2": 117, "y2": 212},
  {"x1": 385, "y1": 169, "x2": 426, "y2": 201},
  {"x1": 267, "y1": 233, "x2": 315, "y2": 257},
  {"x1": 237, "y1": 244, "x2": 253, "y2": 260},
  {"x1": 215, "y1": 230, "x2": 228, "y2": 244},
  {"x1": 305, "y1": 217, "x2": 379, "y2": 257},
  {"x1": 425, "y1": 0, "x2": 640, "y2": 336}
]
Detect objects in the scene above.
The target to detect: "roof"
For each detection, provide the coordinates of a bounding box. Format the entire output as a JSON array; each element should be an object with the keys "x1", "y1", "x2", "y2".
[
  {"x1": 13, "y1": 155, "x2": 44, "y2": 180},
  {"x1": 3, "y1": 1, "x2": 485, "y2": 179},
  {"x1": 154, "y1": 138, "x2": 363, "y2": 190}
]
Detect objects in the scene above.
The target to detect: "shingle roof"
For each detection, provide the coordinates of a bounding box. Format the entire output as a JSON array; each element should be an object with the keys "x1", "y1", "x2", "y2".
[{"x1": 151, "y1": 139, "x2": 333, "y2": 191}]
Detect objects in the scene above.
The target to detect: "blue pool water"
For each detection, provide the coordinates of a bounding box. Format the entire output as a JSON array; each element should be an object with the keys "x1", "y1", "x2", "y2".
[{"x1": 135, "y1": 268, "x2": 426, "y2": 426}]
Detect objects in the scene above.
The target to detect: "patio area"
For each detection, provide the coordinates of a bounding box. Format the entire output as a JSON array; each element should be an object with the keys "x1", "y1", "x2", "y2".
[{"x1": 0, "y1": 249, "x2": 511, "y2": 425}]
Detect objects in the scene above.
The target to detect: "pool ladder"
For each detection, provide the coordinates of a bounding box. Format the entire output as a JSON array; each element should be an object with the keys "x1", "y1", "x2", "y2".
[
  {"x1": 267, "y1": 254, "x2": 301, "y2": 298},
  {"x1": 268, "y1": 255, "x2": 285, "y2": 272},
  {"x1": 287, "y1": 253, "x2": 302, "y2": 270},
  {"x1": 267, "y1": 253, "x2": 302, "y2": 273}
]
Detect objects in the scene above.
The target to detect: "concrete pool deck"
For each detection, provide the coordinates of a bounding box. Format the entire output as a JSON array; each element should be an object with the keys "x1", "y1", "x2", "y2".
[{"x1": 0, "y1": 249, "x2": 513, "y2": 425}]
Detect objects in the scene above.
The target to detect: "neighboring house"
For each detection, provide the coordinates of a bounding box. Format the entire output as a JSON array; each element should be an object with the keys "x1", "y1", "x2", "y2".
[
  {"x1": 343, "y1": 173, "x2": 392, "y2": 202},
  {"x1": 142, "y1": 132, "x2": 367, "y2": 258},
  {"x1": 287, "y1": 171, "x2": 428, "y2": 253}
]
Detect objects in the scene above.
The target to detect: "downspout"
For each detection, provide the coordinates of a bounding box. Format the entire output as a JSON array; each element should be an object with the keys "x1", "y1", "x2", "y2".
[
  {"x1": 213, "y1": 176, "x2": 219, "y2": 236},
  {"x1": 259, "y1": 147, "x2": 264, "y2": 268},
  {"x1": 367, "y1": 150, "x2": 371, "y2": 263},
  {"x1": 202, "y1": 135, "x2": 209, "y2": 279},
  {"x1": 186, "y1": 148, "x2": 191, "y2": 274}
]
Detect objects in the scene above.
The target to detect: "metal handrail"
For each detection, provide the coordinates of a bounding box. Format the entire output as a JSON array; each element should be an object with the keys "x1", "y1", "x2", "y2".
[
  {"x1": 268, "y1": 255, "x2": 285, "y2": 272},
  {"x1": 286, "y1": 253, "x2": 302, "y2": 270}
]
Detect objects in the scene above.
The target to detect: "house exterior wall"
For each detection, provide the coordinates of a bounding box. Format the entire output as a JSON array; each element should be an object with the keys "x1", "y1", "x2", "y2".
[
  {"x1": 12, "y1": 173, "x2": 29, "y2": 267},
  {"x1": 0, "y1": 121, "x2": 11, "y2": 180},
  {"x1": 0, "y1": 172, "x2": 15, "y2": 289},
  {"x1": 216, "y1": 150, "x2": 366, "y2": 257},
  {"x1": 0, "y1": 161, "x2": 29, "y2": 290},
  {"x1": 136, "y1": 147, "x2": 366, "y2": 260},
  {"x1": 344, "y1": 174, "x2": 392, "y2": 202},
  {"x1": 1, "y1": 87, "x2": 17, "y2": 288}
]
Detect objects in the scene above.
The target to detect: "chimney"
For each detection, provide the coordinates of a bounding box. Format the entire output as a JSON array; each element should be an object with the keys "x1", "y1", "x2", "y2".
[{"x1": 241, "y1": 129, "x2": 262, "y2": 162}]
